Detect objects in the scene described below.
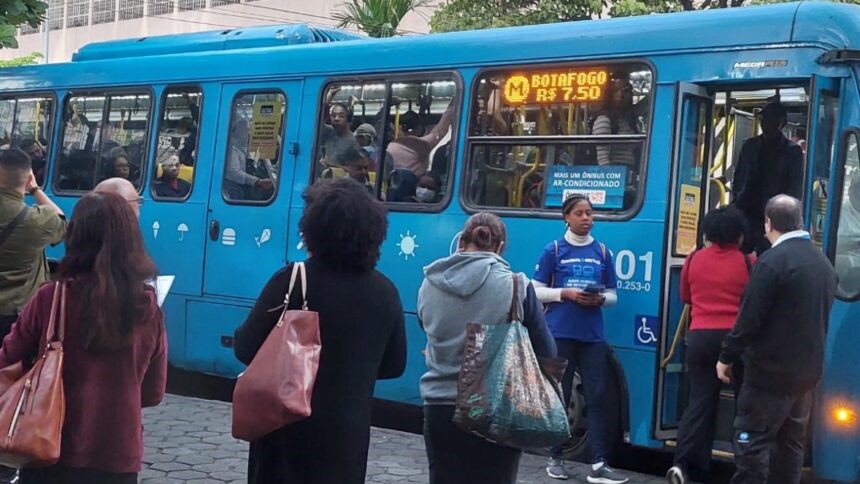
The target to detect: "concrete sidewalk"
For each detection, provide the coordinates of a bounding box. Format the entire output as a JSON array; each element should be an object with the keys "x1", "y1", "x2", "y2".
[{"x1": 140, "y1": 394, "x2": 674, "y2": 483}]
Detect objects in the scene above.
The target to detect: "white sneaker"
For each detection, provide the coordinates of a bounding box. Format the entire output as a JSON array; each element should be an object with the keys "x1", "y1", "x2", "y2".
[{"x1": 666, "y1": 465, "x2": 686, "y2": 484}]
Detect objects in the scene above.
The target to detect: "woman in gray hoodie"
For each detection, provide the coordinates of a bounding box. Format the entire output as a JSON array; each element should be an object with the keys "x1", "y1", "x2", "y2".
[{"x1": 418, "y1": 212, "x2": 557, "y2": 484}]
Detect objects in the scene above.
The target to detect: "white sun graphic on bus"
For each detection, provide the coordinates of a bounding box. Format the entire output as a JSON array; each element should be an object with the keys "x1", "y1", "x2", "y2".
[{"x1": 397, "y1": 231, "x2": 419, "y2": 260}]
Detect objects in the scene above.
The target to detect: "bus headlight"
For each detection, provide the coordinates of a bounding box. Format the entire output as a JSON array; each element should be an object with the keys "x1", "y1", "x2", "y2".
[{"x1": 831, "y1": 404, "x2": 858, "y2": 428}]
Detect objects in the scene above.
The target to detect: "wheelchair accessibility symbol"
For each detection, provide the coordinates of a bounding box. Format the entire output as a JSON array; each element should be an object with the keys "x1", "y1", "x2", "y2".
[{"x1": 634, "y1": 315, "x2": 659, "y2": 347}]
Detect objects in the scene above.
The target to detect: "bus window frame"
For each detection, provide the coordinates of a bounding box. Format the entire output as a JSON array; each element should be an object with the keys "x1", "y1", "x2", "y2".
[
  {"x1": 0, "y1": 91, "x2": 57, "y2": 183},
  {"x1": 221, "y1": 88, "x2": 287, "y2": 207},
  {"x1": 53, "y1": 86, "x2": 155, "y2": 196},
  {"x1": 461, "y1": 58, "x2": 656, "y2": 221},
  {"x1": 314, "y1": 70, "x2": 463, "y2": 213},
  {"x1": 150, "y1": 84, "x2": 204, "y2": 203},
  {"x1": 829, "y1": 127, "x2": 860, "y2": 302}
]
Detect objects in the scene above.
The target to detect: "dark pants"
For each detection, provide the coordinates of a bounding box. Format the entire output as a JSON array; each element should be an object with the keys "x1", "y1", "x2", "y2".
[
  {"x1": 551, "y1": 339, "x2": 611, "y2": 463},
  {"x1": 19, "y1": 466, "x2": 137, "y2": 484},
  {"x1": 423, "y1": 405, "x2": 521, "y2": 484},
  {"x1": 730, "y1": 384, "x2": 812, "y2": 484},
  {"x1": 674, "y1": 329, "x2": 743, "y2": 475}
]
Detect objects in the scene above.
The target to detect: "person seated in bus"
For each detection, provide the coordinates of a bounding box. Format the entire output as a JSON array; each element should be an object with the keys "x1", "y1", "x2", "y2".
[
  {"x1": 592, "y1": 77, "x2": 642, "y2": 181},
  {"x1": 319, "y1": 102, "x2": 359, "y2": 168},
  {"x1": 731, "y1": 102, "x2": 803, "y2": 254},
  {"x1": 666, "y1": 206, "x2": 753, "y2": 484},
  {"x1": 224, "y1": 117, "x2": 274, "y2": 200},
  {"x1": 414, "y1": 172, "x2": 443, "y2": 204},
  {"x1": 354, "y1": 123, "x2": 378, "y2": 168},
  {"x1": 386, "y1": 168, "x2": 418, "y2": 203},
  {"x1": 57, "y1": 151, "x2": 95, "y2": 192},
  {"x1": 154, "y1": 153, "x2": 191, "y2": 198},
  {"x1": 106, "y1": 147, "x2": 131, "y2": 181},
  {"x1": 335, "y1": 147, "x2": 373, "y2": 194},
  {"x1": 386, "y1": 100, "x2": 455, "y2": 178},
  {"x1": 20, "y1": 138, "x2": 47, "y2": 186}
]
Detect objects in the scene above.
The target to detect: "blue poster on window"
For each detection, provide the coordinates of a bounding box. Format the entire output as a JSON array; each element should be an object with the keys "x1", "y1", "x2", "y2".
[{"x1": 545, "y1": 165, "x2": 627, "y2": 209}]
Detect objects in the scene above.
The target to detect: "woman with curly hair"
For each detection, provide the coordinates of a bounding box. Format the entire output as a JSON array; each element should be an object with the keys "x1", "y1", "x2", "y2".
[{"x1": 234, "y1": 178, "x2": 407, "y2": 484}]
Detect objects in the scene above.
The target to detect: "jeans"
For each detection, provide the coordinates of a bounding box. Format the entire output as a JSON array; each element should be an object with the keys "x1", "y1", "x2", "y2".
[
  {"x1": 423, "y1": 405, "x2": 521, "y2": 484},
  {"x1": 551, "y1": 338, "x2": 611, "y2": 464},
  {"x1": 19, "y1": 466, "x2": 137, "y2": 484}
]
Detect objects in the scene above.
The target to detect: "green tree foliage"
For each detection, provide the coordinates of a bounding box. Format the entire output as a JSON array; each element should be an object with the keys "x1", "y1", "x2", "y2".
[
  {"x1": 333, "y1": 0, "x2": 431, "y2": 37},
  {"x1": 0, "y1": 0, "x2": 47, "y2": 49},
  {"x1": 0, "y1": 51, "x2": 41, "y2": 67},
  {"x1": 430, "y1": 0, "x2": 860, "y2": 33}
]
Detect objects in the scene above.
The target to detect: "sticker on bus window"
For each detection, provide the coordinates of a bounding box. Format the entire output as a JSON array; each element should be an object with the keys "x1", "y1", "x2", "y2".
[
  {"x1": 546, "y1": 165, "x2": 627, "y2": 209},
  {"x1": 675, "y1": 184, "x2": 700, "y2": 255}
]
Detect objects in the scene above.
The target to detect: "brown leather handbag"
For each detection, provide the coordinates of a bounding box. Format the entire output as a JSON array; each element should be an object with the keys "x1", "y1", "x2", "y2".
[
  {"x1": 232, "y1": 262, "x2": 321, "y2": 442},
  {"x1": 0, "y1": 282, "x2": 66, "y2": 468}
]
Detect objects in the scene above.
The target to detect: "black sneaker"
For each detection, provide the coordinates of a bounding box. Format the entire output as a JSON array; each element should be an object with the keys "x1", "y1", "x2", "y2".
[
  {"x1": 666, "y1": 465, "x2": 687, "y2": 484},
  {"x1": 587, "y1": 462, "x2": 629, "y2": 484}
]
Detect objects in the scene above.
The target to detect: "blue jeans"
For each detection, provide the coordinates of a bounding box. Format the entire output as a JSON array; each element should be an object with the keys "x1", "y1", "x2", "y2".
[{"x1": 551, "y1": 338, "x2": 611, "y2": 464}]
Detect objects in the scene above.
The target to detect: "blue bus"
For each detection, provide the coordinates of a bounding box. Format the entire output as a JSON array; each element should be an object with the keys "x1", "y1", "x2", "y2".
[{"x1": 2, "y1": 2, "x2": 859, "y2": 480}]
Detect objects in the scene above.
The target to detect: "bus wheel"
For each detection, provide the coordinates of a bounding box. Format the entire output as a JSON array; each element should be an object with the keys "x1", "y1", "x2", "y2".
[{"x1": 558, "y1": 371, "x2": 623, "y2": 462}]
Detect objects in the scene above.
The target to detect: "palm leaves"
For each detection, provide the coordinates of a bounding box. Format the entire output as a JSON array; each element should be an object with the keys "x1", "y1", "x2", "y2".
[{"x1": 333, "y1": 0, "x2": 431, "y2": 37}]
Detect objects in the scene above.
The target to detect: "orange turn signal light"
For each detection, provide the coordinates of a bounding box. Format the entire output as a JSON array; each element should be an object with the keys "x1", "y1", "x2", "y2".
[{"x1": 831, "y1": 405, "x2": 858, "y2": 427}]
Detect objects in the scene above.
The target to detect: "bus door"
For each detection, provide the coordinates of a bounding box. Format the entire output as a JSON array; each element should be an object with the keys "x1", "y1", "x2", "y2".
[
  {"x1": 202, "y1": 82, "x2": 302, "y2": 299},
  {"x1": 655, "y1": 82, "x2": 716, "y2": 442}
]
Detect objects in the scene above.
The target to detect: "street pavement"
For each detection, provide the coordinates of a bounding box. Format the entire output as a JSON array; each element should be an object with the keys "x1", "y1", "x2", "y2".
[{"x1": 141, "y1": 394, "x2": 676, "y2": 483}]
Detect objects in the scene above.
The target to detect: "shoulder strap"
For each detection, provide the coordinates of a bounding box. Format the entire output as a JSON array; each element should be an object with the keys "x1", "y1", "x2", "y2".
[
  {"x1": 509, "y1": 273, "x2": 521, "y2": 322},
  {"x1": 285, "y1": 262, "x2": 309, "y2": 311},
  {"x1": 0, "y1": 206, "x2": 28, "y2": 248},
  {"x1": 554, "y1": 240, "x2": 558, "y2": 257},
  {"x1": 743, "y1": 253, "x2": 752, "y2": 274},
  {"x1": 599, "y1": 242, "x2": 606, "y2": 260}
]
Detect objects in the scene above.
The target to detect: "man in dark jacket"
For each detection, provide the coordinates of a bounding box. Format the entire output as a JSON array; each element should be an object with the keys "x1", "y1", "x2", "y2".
[
  {"x1": 717, "y1": 194, "x2": 836, "y2": 484},
  {"x1": 732, "y1": 102, "x2": 804, "y2": 254}
]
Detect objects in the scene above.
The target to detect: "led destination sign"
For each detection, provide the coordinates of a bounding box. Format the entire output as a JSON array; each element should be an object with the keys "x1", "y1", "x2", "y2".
[{"x1": 503, "y1": 69, "x2": 609, "y2": 104}]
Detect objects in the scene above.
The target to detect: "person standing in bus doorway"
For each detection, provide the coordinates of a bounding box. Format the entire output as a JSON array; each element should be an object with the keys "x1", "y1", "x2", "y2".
[
  {"x1": 731, "y1": 102, "x2": 804, "y2": 254},
  {"x1": 666, "y1": 206, "x2": 753, "y2": 484},
  {"x1": 717, "y1": 195, "x2": 836, "y2": 484},
  {"x1": 418, "y1": 212, "x2": 556, "y2": 484},
  {"x1": 533, "y1": 193, "x2": 629, "y2": 484}
]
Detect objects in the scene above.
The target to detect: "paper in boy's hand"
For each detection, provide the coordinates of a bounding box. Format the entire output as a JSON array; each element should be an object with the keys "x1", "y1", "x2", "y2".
[{"x1": 147, "y1": 275, "x2": 175, "y2": 307}]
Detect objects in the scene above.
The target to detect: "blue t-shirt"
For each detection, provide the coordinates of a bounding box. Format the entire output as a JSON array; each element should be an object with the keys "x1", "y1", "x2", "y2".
[{"x1": 533, "y1": 238, "x2": 616, "y2": 342}]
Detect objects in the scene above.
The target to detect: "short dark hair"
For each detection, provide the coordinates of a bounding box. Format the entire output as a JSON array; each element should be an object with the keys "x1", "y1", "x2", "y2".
[
  {"x1": 765, "y1": 194, "x2": 803, "y2": 233},
  {"x1": 336, "y1": 147, "x2": 365, "y2": 167},
  {"x1": 702, "y1": 206, "x2": 748, "y2": 245},
  {"x1": 300, "y1": 178, "x2": 388, "y2": 273},
  {"x1": 419, "y1": 171, "x2": 442, "y2": 190},
  {"x1": 0, "y1": 148, "x2": 32, "y2": 186},
  {"x1": 19, "y1": 138, "x2": 37, "y2": 151},
  {"x1": 760, "y1": 102, "x2": 787, "y2": 120}
]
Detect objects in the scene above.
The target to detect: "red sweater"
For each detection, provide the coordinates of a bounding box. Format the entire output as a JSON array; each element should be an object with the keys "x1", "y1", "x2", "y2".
[
  {"x1": 681, "y1": 244, "x2": 754, "y2": 331},
  {"x1": 0, "y1": 280, "x2": 167, "y2": 473}
]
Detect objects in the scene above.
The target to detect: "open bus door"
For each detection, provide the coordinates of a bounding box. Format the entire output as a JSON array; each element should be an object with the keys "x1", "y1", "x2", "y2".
[{"x1": 655, "y1": 82, "x2": 716, "y2": 443}]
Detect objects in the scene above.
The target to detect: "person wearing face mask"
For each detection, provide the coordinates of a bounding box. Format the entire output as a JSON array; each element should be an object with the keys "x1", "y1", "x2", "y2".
[
  {"x1": 414, "y1": 172, "x2": 443, "y2": 204},
  {"x1": 732, "y1": 102, "x2": 804, "y2": 254},
  {"x1": 532, "y1": 193, "x2": 628, "y2": 484}
]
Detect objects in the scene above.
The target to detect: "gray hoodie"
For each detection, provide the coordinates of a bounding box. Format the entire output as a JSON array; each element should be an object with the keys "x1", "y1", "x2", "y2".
[{"x1": 417, "y1": 251, "x2": 556, "y2": 405}]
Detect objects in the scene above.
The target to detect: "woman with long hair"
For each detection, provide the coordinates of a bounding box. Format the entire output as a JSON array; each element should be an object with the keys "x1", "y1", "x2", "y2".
[
  {"x1": 418, "y1": 212, "x2": 556, "y2": 484},
  {"x1": 534, "y1": 194, "x2": 628, "y2": 484},
  {"x1": 0, "y1": 191, "x2": 166, "y2": 484},
  {"x1": 234, "y1": 178, "x2": 406, "y2": 484}
]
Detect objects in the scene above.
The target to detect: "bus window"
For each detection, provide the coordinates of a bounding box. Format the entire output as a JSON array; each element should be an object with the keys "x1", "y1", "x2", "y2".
[
  {"x1": 835, "y1": 132, "x2": 860, "y2": 299},
  {"x1": 0, "y1": 95, "x2": 54, "y2": 185},
  {"x1": 151, "y1": 88, "x2": 201, "y2": 200},
  {"x1": 222, "y1": 92, "x2": 285, "y2": 203},
  {"x1": 465, "y1": 63, "x2": 652, "y2": 213},
  {"x1": 55, "y1": 91, "x2": 152, "y2": 193},
  {"x1": 316, "y1": 76, "x2": 459, "y2": 205}
]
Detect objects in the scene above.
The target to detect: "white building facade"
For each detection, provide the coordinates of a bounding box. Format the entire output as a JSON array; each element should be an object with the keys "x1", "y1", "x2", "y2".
[{"x1": 3, "y1": 0, "x2": 435, "y2": 62}]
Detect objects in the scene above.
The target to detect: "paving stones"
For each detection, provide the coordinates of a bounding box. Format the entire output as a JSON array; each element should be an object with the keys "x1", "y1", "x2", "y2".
[{"x1": 142, "y1": 394, "x2": 670, "y2": 483}]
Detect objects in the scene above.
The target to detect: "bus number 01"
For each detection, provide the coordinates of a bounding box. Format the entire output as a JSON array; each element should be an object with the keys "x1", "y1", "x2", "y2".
[{"x1": 614, "y1": 250, "x2": 653, "y2": 282}]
